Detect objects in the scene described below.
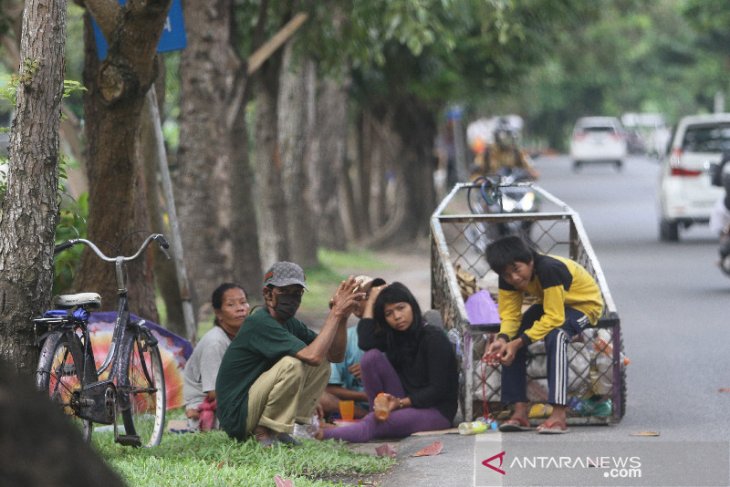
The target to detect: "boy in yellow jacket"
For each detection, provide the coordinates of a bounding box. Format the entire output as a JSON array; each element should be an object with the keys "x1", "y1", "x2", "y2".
[{"x1": 484, "y1": 236, "x2": 603, "y2": 434}]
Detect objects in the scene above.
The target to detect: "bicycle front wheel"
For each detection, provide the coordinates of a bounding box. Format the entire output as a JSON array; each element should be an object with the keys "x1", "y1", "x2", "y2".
[
  {"x1": 36, "y1": 332, "x2": 95, "y2": 443},
  {"x1": 119, "y1": 335, "x2": 165, "y2": 447}
]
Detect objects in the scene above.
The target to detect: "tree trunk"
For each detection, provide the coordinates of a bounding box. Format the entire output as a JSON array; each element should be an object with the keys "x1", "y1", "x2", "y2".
[
  {"x1": 0, "y1": 2, "x2": 88, "y2": 200},
  {"x1": 253, "y1": 53, "x2": 288, "y2": 267},
  {"x1": 308, "y1": 71, "x2": 349, "y2": 250},
  {"x1": 392, "y1": 96, "x2": 437, "y2": 240},
  {"x1": 340, "y1": 112, "x2": 364, "y2": 242},
  {"x1": 228, "y1": 63, "x2": 263, "y2": 296},
  {"x1": 357, "y1": 97, "x2": 437, "y2": 248},
  {"x1": 77, "y1": 2, "x2": 170, "y2": 319},
  {"x1": 176, "y1": 0, "x2": 234, "y2": 323},
  {"x1": 229, "y1": 105, "x2": 263, "y2": 297},
  {"x1": 0, "y1": 0, "x2": 66, "y2": 373},
  {"x1": 354, "y1": 108, "x2": 402, "y2": 246},
  {"x1": 278, "y1": 43, "x2": 317, "y2": 268}
]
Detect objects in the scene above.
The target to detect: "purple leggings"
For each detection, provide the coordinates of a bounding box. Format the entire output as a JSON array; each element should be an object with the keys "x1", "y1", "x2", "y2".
[{"x1": 322, "y1": 349, "x2": 450, "y2": 443}]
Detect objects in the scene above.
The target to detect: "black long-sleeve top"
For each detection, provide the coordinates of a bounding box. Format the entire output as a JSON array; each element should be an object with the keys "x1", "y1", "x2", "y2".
[{"x1": 357, "y1": 317, "x2": 458, "y2": 422}]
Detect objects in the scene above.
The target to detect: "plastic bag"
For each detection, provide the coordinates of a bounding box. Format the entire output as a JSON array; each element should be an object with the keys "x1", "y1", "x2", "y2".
[
  {"x1": 465, "y1": 290, "x2": 500, "y2": 325},
  {"x1": 456, "y1": 264, "x2": 478, "y2": 300}
]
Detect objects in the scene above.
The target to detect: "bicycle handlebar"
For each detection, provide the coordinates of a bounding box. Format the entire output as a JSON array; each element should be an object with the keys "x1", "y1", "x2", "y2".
[
  {"x1": 53, "y1": 240, "x2": 75, "y2": 254},
  {"x1": 54, "y1": 234, "x2": 171, "y2": 262}
]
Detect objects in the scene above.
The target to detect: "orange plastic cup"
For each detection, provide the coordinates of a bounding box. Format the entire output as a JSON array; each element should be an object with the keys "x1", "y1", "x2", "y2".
[{"x1": 339, "y1": 400, "x2": 355, "y2": 421}]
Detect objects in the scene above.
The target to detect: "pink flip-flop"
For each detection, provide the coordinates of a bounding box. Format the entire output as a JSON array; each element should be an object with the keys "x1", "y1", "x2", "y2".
[{"x1": 536, "y1": 419, "x2": 568, "y2": 434}]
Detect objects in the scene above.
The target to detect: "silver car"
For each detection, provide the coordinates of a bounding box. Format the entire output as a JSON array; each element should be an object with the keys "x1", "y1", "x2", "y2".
[{"x1": 658, "y1": 113, "x2": 730, "y2": 241}]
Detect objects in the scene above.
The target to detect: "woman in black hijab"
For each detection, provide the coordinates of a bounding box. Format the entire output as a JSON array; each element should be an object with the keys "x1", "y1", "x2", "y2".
[{"x1": 319, "y1": 282, "x2": 458, "y2": 442}]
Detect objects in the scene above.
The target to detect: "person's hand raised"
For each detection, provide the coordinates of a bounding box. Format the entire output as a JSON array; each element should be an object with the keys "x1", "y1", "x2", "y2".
[
  {"x1": 329, "y1": 276, "x2": 366, "y2": 319},
  {"x1": 361, "y1": 283, "x2": 387, "y2": 318}
]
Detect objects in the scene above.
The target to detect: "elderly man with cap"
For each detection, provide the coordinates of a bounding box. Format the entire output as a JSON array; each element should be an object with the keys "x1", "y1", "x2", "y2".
[{"x1": 215, "y1": 262, "x2": 364, "y2": 446}]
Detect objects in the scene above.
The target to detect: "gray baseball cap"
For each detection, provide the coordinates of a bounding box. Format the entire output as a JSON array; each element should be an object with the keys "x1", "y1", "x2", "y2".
[{"x1": 263, "y1": 261, "x2": 307, "y2": 289}]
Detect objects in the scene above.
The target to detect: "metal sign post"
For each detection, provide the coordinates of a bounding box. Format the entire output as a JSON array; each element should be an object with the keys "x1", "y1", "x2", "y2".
[{"x1": 146, "y1": 87, "x2": 197, "y2": 342}]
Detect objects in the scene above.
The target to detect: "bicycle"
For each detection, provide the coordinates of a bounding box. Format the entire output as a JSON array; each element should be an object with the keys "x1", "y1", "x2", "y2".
[{"x1": 34, "y1": 233, "x2": 170, "y2": 447}]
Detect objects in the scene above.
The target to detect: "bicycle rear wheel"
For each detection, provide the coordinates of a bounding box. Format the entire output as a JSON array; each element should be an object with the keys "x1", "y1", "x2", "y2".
[
  {"x1": 36, "y1": 332, "x2": 95, "y2": 443},
  {"x1": 119, "y1": 335, "x2": 165, "y2": 447}
]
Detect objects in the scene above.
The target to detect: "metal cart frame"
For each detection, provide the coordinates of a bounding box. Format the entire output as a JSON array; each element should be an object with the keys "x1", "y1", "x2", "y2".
[{"x1": 430, "y1": 182, "x2": 625, "y2": 425}]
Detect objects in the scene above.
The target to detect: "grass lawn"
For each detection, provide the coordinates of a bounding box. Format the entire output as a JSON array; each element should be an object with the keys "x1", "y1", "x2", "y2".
[{"x1": 94, "y1": 424, "x2": 394, "y2": 486}]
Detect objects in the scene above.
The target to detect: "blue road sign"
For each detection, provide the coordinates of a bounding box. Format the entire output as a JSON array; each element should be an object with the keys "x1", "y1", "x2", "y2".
[
  {"x1": 446, "y1": 105, "x2": 464, "y2": 121},
  {"x1": 92, "y1": 0, "x2": 187, "y2": 60}
]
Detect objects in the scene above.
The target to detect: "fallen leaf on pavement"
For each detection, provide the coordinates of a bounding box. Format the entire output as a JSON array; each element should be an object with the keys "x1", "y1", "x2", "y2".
[
  {"x1": 412, "y1": 440, "x2": 443, "y2": 457},
  {"x1": 718, "y1": 388, "x2": 730, "y2": 393},
  {"x1": 274, "y1": 475, "x2": 294, "y2": 487},
  {"x1": 375, "y1": 443, "x2": 398, "y2": 458}
]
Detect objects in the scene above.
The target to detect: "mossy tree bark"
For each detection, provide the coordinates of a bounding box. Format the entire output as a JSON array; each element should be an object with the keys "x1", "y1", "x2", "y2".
[{"x1": 0, "y1": 0, "x2": 67, "y2": 372}]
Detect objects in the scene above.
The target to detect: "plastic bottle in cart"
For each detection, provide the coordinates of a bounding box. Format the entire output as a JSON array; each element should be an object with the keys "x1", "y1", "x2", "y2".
[
  {"x1": 592, "y1": 330, "x2": 615, "y2": 396},
  {"x1": 374, "y1": 393, "x2": 390, "y2": 421}
]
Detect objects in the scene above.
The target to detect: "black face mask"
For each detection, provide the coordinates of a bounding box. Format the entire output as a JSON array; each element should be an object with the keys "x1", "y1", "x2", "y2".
[{"x1": 273, "y1": 293, "x2": 301, "y2": 321}]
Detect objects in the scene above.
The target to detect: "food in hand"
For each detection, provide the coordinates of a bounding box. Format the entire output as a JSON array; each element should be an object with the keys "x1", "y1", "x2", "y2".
[{"x1": 374, "y1": 392, "x2": 390, "y2": 421}]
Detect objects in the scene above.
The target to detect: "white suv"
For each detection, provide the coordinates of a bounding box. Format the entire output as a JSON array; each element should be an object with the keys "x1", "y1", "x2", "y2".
[
  {"x1": 569, "y1": 116, "x2": 627, "y2": 171},
  {"x1": 658, "y1": 113, "x2": 730, "y2": 241}
]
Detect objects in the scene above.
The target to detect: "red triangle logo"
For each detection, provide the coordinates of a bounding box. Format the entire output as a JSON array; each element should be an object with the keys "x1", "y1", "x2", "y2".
[{"x1": 482, "y1": 450, "x2": 506, "y2": 475}]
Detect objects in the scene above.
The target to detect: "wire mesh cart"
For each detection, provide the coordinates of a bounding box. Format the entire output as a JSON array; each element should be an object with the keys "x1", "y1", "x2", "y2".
[{"x1": 430, "y1": 181, "x2": 626, "y2": 425}]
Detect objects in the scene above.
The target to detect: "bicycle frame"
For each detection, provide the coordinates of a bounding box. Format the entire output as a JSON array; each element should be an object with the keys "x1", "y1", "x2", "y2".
[{"x1": 59, "y1": 234, "x2": 166, "y2": 373}]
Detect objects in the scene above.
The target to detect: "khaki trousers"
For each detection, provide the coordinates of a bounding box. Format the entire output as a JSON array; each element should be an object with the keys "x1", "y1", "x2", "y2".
[{"x1": 245, "y1": 356, "x2": 330, "y2": 435}]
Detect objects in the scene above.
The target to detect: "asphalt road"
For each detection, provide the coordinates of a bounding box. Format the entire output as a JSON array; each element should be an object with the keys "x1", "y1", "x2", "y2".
[{"x1": 377, "y1": 154, "x2": 730, "y2": 487}]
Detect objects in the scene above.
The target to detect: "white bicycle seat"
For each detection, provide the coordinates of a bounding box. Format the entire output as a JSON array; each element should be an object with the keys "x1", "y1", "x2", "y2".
[{"x1": 55, "y1": 292, "x2": 102, "y2": 309}]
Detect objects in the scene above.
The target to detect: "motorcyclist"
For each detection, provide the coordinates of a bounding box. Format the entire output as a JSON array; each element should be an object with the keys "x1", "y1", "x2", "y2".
[{"x1": 472, "y1": 119, "x2": 539, "y2": 180}]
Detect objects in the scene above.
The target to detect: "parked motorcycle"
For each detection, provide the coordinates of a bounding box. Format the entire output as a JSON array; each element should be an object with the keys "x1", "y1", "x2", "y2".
[{"x1": 466, "y1": 167, "x2": 540, "y2": 250}]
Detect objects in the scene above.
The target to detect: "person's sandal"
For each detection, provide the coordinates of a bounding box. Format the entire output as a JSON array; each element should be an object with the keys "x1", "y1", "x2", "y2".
[
  {"x1": 536, "y1": 419, "x2": 568, "y2": 434},
  {"x1": 275, "y1": 432, "x2": 301, "y2": 446},
  {"x1": 498, "y1": 417, "x2": 531, "y2": 432}
]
